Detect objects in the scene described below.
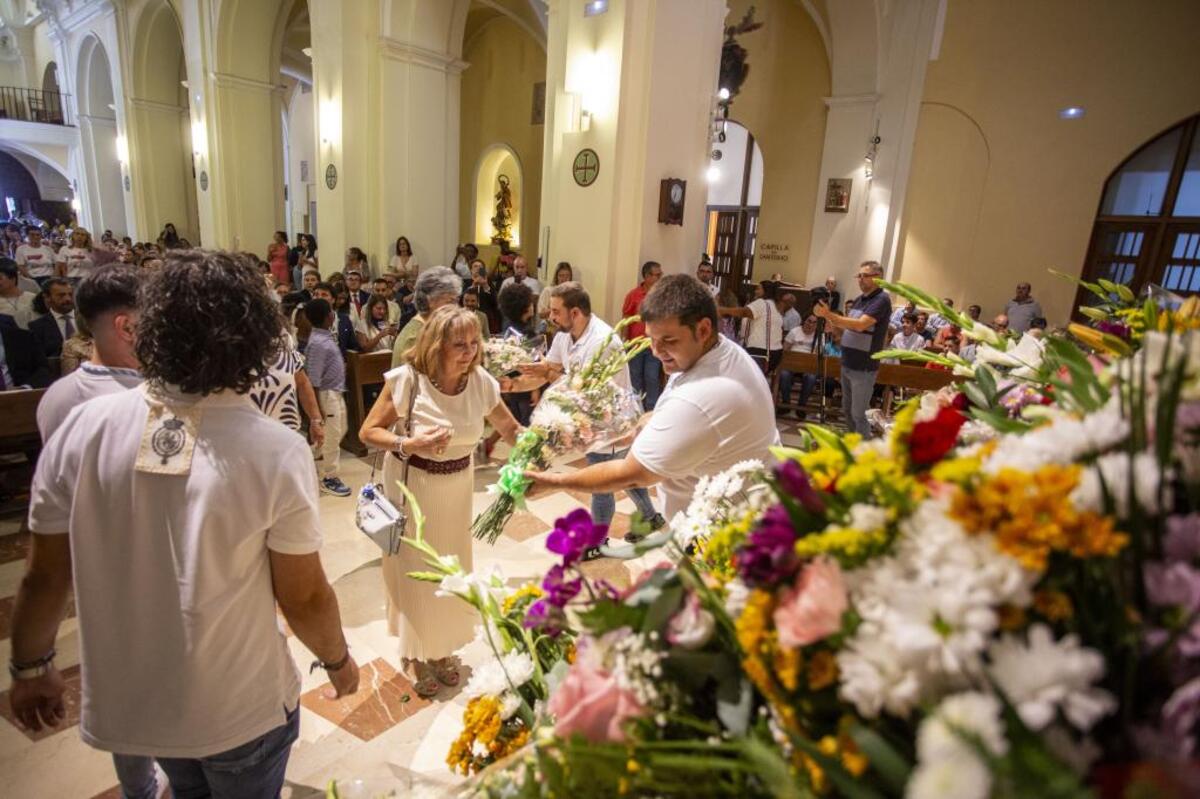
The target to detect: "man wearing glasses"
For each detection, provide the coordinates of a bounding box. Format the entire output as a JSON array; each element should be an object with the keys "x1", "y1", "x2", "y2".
[{"x1": 813, "y1": 261, "x2": 892, "y2": 437}]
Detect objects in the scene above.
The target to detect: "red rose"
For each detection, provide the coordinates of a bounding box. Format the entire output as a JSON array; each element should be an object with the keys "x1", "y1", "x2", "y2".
[{"x1": 908, "y1": 407, "x2": 967, "y2": 466}]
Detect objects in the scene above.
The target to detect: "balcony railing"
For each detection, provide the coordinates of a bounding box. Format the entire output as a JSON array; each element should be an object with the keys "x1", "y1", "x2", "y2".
[{"x1": 0, "y1": 87, "x2": 73, "y2": 127}]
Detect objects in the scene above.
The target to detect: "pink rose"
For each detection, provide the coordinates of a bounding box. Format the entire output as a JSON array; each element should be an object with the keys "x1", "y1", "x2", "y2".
[
  {"x1": 549, "y1": 661, "x2": 644, "y2": 743},
  {"x1": 666, "y1": 593, "x2": 715, "y2": 649},
  {"x1": 773, "y1": 556, "x2": 848, "y2": 648}
]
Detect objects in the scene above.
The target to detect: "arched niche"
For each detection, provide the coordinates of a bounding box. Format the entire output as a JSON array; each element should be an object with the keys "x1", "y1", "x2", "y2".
[
  {"x1": 703, "y1": 120, "x2": 764, "y2": 290},
  {"x1": 474, "y1": 144, "x2": 523, "y2": 247},
  {"x1": 130, "y1": 0, "x2": 198, "y2": 243},
  {"x1": 76, "y1": 35, "x2": 128, "y2": 236}
]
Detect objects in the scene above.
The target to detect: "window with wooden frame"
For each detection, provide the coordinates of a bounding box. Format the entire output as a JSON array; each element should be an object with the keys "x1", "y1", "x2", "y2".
[{"x1": 1077, "y1": 115, "x2": 1200, "y2": 313}]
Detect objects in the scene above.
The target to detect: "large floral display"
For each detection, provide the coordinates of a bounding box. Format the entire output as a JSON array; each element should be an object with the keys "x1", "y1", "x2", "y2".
[{"x1": 401, "y1": 278, "x2": 1200, "y2": 798}]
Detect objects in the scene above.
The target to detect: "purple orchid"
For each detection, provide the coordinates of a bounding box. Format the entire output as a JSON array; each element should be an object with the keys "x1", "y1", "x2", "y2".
[
  {"x1": 734, "y1": 505, "x2": 800, "y2": 587},
  {"x1": 524, "y1": 598, "x2": 567, "y2": 637},
  {"x1": 546, "y1": 508, "x2": 609, "y2": 566},
  {"x1": 542, "y1": 564, "x2": 583, "y2": 607},
  {"x1": 774, "y1": 460, "x2": 826, "y2": 515},
  {"x1": 1096, "y1": 320, "x2": 1131, "y2": 339}
]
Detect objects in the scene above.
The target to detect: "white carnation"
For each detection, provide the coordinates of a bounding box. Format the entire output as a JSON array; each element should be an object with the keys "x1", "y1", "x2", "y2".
[
  {"x1": 465, "y1": 652, "x2": 536, "y2": 699},
  {"x1": 916, "y1": 692, "x2": 1008, "y2": 762},
  {"x1": 987, "y1": 624, "x2": 1116, "y2": 732},
  {"x1": 905, "y1": 754, "x2": 991, "y2": 799},
  {"x1": 1071, "y1": 450, "x2": 1167, "y2": 518},
  {"x1": 984, "y1": 402, "x2": 1129, "y2": 474}
]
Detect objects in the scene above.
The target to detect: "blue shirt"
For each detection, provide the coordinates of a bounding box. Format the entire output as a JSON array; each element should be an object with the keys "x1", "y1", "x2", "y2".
[
  {"x1": 304, "y1": 329, "x2": 345, "y2": 392},
  {"x1": 840, "y1": 288, "x2": 892, "y2": 372}
]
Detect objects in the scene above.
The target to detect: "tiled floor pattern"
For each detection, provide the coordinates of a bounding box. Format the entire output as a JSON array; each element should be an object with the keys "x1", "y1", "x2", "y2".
[{"x1": 0, "y1": 417, "x2": 813, "y2": 798}]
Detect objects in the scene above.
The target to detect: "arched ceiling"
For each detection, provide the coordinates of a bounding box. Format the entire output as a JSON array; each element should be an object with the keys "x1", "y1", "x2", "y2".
[{"x1": 466, "y1": 0, "x2": 547, "y2": 52}]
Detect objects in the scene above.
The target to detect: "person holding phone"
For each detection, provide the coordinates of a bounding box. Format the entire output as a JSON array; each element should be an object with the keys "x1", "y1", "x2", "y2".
[{"x1": 354, "y1": 294, "x2": 399, "y2": 352}]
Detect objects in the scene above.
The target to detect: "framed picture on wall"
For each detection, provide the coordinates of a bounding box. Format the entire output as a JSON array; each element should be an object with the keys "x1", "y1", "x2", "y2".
[{"x1": 825, "y1": 178, "x2": 852, "y2": 213}]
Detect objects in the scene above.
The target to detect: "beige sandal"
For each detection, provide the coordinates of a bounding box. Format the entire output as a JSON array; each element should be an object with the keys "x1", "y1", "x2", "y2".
[
  {"x1": 404, "y1": 658, "x2": 441, "y2": 699},
  {"x1": 432, "y1": 656, "x2": 461, "y2": 687}
]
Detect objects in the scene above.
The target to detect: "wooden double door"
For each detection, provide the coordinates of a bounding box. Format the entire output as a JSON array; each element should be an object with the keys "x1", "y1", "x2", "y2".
[{"x1": 707, "y1": 207, "x2": 759, "y2": 298}]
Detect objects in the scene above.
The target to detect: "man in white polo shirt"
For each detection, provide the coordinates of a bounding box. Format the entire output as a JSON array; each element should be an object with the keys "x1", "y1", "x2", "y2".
[
  {"x1": 516, "y1": 283, "x2": 665, "y2": 547},
  {"x1": 527, "y1": 274, "x2": 779, "y2": 521},
  {"x1": 11, "y1": 250, "x2": 358, "y2": 799}
]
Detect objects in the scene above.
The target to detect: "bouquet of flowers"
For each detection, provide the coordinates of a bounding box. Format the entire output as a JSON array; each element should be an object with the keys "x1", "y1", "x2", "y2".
[
  {"x1": 397, "y1": 277, "x2": 1200, "y2": 798},
  {"x1": 472, "y1": 318, "x2": 650, "y2": 544},
  {"x1": 483, "y1": 334, "x2": 542, "y2": 380}
]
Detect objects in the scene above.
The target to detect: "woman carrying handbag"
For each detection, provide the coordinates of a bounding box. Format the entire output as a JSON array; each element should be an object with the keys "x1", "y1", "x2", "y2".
[{"x1": 358, "y1": 305, "x2": 522, "y2": 698}]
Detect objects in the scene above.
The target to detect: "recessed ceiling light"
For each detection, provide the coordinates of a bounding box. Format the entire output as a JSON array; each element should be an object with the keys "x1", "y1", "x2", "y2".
[{"x1": 1059, "y1": 106, "x2": 1085, "y2": 120}]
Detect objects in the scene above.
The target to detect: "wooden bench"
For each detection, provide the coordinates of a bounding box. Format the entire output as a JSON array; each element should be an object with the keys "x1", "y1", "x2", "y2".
[
  {"x1": 342, "y1": 351, "x2": 392, "y2": 456},
  {"x1": 0, "y1": 388, "x2": 45, "y2": 453},
  {"x1": 776, "y1": 352, "x2": 961, "y2": 417}
]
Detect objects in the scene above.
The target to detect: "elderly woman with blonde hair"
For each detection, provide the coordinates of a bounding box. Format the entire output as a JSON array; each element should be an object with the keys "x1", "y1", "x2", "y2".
[{"x1": 359, "y1": 304, "x2": 523, "y2": 698}]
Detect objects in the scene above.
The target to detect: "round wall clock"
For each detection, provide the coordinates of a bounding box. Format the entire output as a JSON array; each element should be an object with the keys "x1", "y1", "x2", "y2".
[
  {"x1": 325, "y1": 164, "x2": 338, "y2": 190},
  {"x1": 199, "y1": 171, "x2": 208, "y2": 191},
  {"x1": 572, "y1": 149, "x2": 599, "y2": 187}
]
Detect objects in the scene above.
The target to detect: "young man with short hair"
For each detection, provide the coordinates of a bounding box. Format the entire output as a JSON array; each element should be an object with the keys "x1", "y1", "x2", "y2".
[{"x1": 528, "y1": 275, "x2": 779, "y2": 520}]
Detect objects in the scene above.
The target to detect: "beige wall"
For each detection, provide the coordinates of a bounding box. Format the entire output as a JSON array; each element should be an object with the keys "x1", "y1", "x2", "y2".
[
  {"x1": 459, "y1": 17, "x2": 544, "y2": 270},
  {"x1": 720, "y1": 0, "x2": 830, "y2": 284},
  {"x1": 896, "y1": 0, "x2": 1200, "y2": 325}
]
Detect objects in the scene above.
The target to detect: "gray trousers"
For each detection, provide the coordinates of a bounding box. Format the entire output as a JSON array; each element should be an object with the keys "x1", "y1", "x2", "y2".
[{"x1": 840, "y1": 367, "x2": 878, "y2": 437}]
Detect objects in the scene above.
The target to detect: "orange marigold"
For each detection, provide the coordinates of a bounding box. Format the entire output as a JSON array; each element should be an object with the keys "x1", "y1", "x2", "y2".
[
  {"x1": 950, "y1": 465, "x2": 1128, "y2": 571},
  {"x1": 1034, "y1": 589, "x2": 1075, "y2": 621},
  {"x1": 806, "y1": 650, "x2": 838, "y2": 691}
]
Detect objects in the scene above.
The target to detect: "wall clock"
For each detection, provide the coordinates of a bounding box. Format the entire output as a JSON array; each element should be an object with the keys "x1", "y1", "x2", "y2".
[
  {"x1": 658, "y1": 178, "x2": 686, "y2": 225},
  {"x1": 325, "y1": 164, "x2": 338, "y2": 190},
  {"x1": 572, "y1": 149, "x2": 599, "y2": 187}
]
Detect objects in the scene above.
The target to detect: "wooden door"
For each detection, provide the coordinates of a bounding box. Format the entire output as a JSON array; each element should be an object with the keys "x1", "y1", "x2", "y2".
[{"x1": 710, "y1": 210, "x2": 740, "y2": 293}]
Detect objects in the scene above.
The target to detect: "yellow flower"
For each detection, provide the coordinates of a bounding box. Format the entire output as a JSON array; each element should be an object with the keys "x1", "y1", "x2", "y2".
[
  {"x1": 806, "y1": 650, "x2": 838, "y2": 691},
  {"x1": 699, "y1": 511, "x2": 758, "y2": 582},
  {"x1": 794, "y1": 526, "x2": 889, "y2": 562},
  {"x1": 949, "y1": 465, "x2": 1129, "y2": 571},
  {"x1": 502, "y1": 583, "x2": 544, "y2": 615},
  {"x1": 1034, "y1": 589, "x2": 1074, "y2": 621},
  {"x1": 736, "y1": 588, "x2": 775, "y2": 655},
  {"x1": 930, "y1": 455, "x2": 983, "y2": 486},
  {"x1": 774, "y1": 645, "x2": 802, "y2": 692},
  {"x1": 446, "y1": 696, "x2": 506, "y2": 776},
  {"x1": 565, "y1": 642, "x2": 577, "y2": 664}
]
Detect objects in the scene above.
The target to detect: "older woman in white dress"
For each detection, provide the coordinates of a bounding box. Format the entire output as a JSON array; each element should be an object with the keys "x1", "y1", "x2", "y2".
[{"x1": 359, "y1": 305, "x2": 522, "y2": 697}]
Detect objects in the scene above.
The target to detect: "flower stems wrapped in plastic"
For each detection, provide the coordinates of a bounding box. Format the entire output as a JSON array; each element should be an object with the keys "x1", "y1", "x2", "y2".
[
  {"x1": 472, "y1": 317, "x2": 651, "y2": 544},
  {"x1": 483, "y1": 334, "x2": 544, "y2": 380}
]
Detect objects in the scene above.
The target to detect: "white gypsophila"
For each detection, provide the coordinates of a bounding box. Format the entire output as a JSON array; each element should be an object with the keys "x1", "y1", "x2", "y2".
[
  {"x1": 1071, "y1": 450, "x2": 1167, "y2": 518},
  {"x1": 845, "y1": 503, "x2": 889, "y2": 534},
  {"x1": 603, "y1": 629, "x2": 665, "y2": 708},
  {"x1": 916, "y1": 692, "x2": 1008, "y2": 763},
  {"x1": 987, "y1": 624, "x2": 1116, "y2": 733},
  {"x1": 837, "y1": 500, "x2": 1036, "y2": 719},
  {"x1": 723, "y1": 578, "x2": 750, "y2": 617},
  {"x1": 983, "y1": 402, "x2": 1129, "y2": 474},
  {"x1": 464, "y1": 651, "x2": 536, "y2": 699},
  {"x1": 905, "y1": 755, "x2": 992, "y2": 799}
]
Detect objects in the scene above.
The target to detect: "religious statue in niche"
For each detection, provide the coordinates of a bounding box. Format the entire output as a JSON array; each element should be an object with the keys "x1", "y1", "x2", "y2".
[
  {"x1": 491, "y1": 174, "x2": 514, "y2": 244},
  {"x1": 719, "y1": 6, "x2": 764, "y2": 105}
]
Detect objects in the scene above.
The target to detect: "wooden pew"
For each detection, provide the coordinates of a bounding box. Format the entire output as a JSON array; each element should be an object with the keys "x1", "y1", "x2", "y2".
[
  {"x1": 0, "y1": 388, "x2": 46, "y2": 453},
  {"x1": 342, "y1": 351, "x2": 392, "y2": 456},
  {"x1": 778, "y1": 351, "x2": 962, "y2": 392}
]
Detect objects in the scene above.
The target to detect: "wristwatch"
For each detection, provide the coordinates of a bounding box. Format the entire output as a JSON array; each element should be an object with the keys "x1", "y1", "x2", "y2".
[{"x1": 9, "y1": 648, "x2": 56, "y2": 680}]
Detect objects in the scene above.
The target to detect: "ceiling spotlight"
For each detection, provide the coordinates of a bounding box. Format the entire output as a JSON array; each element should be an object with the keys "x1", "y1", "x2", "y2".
[
  {"x1": 1058, "y1": 106, "x2": 1085, "y2": 120},
  {"x1": 584, "y1": 0, "x2": 608, "y2": 17},
  {"x1": 717, "y1": 87, "x2": 730, "y2": 101},
  {"x1": 706, "y1": 166, "x2": 720, "y2": 183}
]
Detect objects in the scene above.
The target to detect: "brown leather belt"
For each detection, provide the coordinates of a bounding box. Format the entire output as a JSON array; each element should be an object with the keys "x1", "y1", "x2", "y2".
[{"x1": 391, "y1": 450, "x2": 472, "y2": 475}]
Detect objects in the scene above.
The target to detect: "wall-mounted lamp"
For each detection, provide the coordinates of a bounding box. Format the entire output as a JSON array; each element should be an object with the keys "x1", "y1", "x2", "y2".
[
  {"x1": 115, "y1": 134, "x2": 128, "y2": 164},
  {"x1": 706, "y1": 165, "x2": 721, "y2": 183},
  {"x1": 864, "y1": 131, "x2": 880, "y2": 181},
  {"x1": 717, "y1": 87, "x2": 730, "y2": 101},
  {"x1": 319, "y1": 98, "x2": 341, "y2": 146},
  {"x1": 70, "y1": 197, "x2": 81, "y2": 212}
]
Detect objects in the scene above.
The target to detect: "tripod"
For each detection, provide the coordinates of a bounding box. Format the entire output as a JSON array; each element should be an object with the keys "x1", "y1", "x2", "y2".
[{"x1": 812, "y1": 318, "x2": 831, "y2": 425}]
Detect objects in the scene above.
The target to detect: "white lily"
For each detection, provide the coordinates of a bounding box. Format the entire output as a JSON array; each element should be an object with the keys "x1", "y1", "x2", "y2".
[{"x1": 972, "y1": 333, "x2": 1045, "y2": 380}]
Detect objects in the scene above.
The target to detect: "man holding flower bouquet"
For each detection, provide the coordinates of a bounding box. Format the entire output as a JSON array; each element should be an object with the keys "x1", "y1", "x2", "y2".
[
  {"x1": 514, "y1": 283, "x2": 666, "y2": 548},
  {"x1": 527, "y1": 274, "x2": 779, "y2": 521}
]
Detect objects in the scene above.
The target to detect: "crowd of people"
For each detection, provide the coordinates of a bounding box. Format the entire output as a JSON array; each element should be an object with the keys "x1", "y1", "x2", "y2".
[{"x1": 2, "y1": 226, "x2": 1055, "y2": 797}]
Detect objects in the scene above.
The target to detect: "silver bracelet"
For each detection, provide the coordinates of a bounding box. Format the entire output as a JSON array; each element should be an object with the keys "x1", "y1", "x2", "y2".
[{"x1": 394, "y1": 435, "x2": 409, "y2": 458}]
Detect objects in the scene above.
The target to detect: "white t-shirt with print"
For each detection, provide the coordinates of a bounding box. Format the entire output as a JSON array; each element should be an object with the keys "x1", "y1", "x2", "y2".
[
  {"x1": 56, "y1": 246, "x2": 94, "y2": 279},
  {"x1": 15, "y1": 243, "x2": 57, "y2": 278},
  {"x1": 28, "y1": 387, "x2": 322, "y2": 758},
  {"x1": 743, "y1": 298, "x2": 784, "y2": 351},
  {"x1": 36, "y1": 362, "x2": 142, "y2": 440},
  {"x1": 631, "y1": 335, "x2": 781, "y2": 518}
]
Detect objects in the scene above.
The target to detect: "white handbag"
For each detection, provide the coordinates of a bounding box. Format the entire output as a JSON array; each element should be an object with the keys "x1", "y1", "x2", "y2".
[{"x1": 355, "y1": 366, "x2": 417, "y2": 555}]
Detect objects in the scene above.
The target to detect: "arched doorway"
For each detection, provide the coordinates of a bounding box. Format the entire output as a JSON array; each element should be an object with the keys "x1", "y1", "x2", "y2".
[
  {"x1": 130, "y1": 0, "x2": 199, "y2": 245},
  {"x1": 704, "y1": 120, "x2": 764, "y2": 293},
  {"x1": 76, "y1": 36, "x2": 128, "y2": 237},
  {"x1": 1078, "y1": 114, "x2": 1200, "y2": 306}
]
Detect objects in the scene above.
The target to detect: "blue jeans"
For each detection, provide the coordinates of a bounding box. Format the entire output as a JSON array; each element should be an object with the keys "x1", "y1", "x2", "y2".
[
  {"x1": 157, "y1": 706, "x2": 300, "y2": 799},
  {"x1": 629, "y1": 349, "x2": 662, "y2": 411},
  {"x1": 841, "y1": 367, "x2": 878, "y2": 437},
  {"x1": 586, "y1": 449, "x2": 659, "y2": 526},
  {"x1": 113, "y1": 753, "x2": 157, "y2": 799},
  {"x1": 777, "y1": 370, "x2": 818, "y2": 409}
]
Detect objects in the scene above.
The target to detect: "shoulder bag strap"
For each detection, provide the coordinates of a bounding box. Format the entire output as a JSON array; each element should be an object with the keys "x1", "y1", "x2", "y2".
[{"x1": 397, "y1": 366, "x2": 418, "y2": 509}]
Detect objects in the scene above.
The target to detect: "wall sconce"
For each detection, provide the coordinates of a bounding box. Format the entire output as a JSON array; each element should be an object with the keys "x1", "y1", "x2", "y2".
[
  {"x1": 568, "y1": 51, "x2": 612, "y2": 129},
  {"x1": 70, "y1": 197, "x2": 81, "y2": 212},
  {"x1": 864, "y1": 133, "x2": 880, "y2": 180},
  {"x1": 115, "y1": 134, "x2": 128, "y2": 164},
  {"x1": 319, "y1": 98, "x2": 341, "y2": 147},
  {"x1": 706, "y1": 165, "x2": 721, "y2": 183}
]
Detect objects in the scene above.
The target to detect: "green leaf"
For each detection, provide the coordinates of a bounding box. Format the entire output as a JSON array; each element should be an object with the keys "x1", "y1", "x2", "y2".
[
  {"x1": 770, "y1": 445, "x2": 807, "y2": 461},
  {"x1": 974, "y1": 363, "x2": 998, "y2": 402},
  {"x1": 641, "y1": 583, "x2": 684, "y2": 633},
  {"x1": 847, "y1": 724, "x2": 912, "y2": 793},
  {"x1": 961, "y1": 381, "x2": 990, "y2": 410},
  {"x1": 737, "y1": 737, "x2": 813, "y2": 799},
  {"x1": 405, "y1": 570, "x2": 445, "y2": 583}
]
